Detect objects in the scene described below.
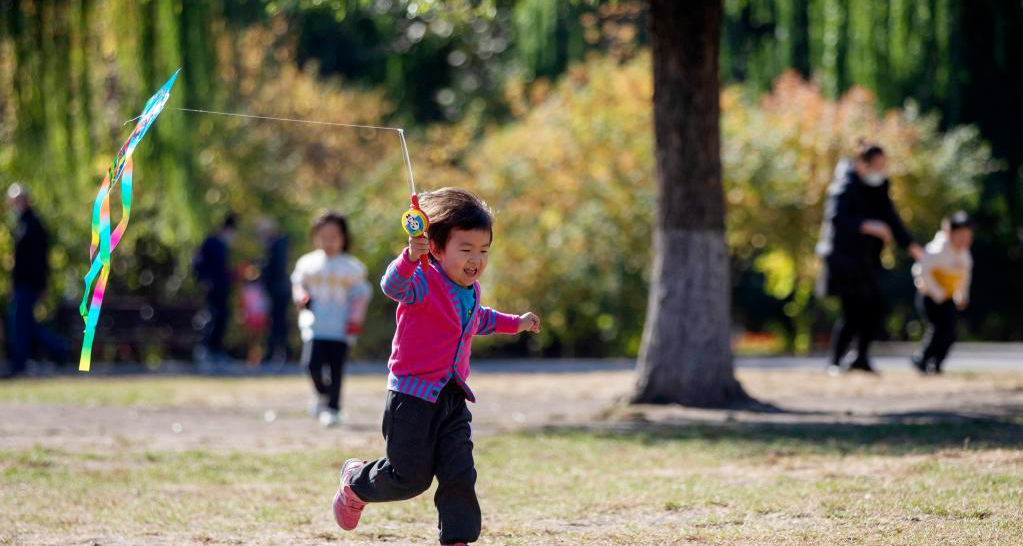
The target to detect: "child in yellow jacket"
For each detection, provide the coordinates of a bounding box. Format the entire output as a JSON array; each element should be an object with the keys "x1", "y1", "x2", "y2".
[{"x1": 911, "y1": 211, "x2": 973, "y2": 374}]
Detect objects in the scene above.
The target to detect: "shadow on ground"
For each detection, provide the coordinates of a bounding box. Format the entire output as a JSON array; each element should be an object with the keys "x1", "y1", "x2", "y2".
[{"x1": 542, "y1": 402, "x2": 1023, "y2": 454}]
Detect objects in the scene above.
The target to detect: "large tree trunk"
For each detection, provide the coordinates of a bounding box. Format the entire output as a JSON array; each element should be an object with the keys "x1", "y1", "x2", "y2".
[{"x1": 632, "y1": 0, "x2": 748, "y2": 407}]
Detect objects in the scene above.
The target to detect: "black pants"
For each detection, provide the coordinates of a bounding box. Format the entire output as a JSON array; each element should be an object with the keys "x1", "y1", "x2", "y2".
[
  {"x1": 917, "y1": 295, "x2": 957, "y2": 370},
  {"x1": 264, "y1": 294, "x2": 290, "y2": 362},
  {"x1": 303, "y1": 339, "x2": 348, "y2": 411},
  {"x1": 350, "y1": 382, "x2": 479, "y2": 545},
  {"x1": 828, "y1": 263, "x2": 884, "y2": 366},
  {"x1": 7, "y1": 286, "x2": 69, "y2": 374},
  {"x1": 202, "y1": 289, "x2": 229, "y2": 354}
]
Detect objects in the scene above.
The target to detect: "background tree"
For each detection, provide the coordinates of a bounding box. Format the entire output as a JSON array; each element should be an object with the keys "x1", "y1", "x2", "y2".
[{"x1": 631, "y1": 0, "x2": 747, "y2": 407}]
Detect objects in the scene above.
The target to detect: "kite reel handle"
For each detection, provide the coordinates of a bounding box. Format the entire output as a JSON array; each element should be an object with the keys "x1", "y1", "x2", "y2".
[{"x1": 402, "y1": 194, "x2": 430, "y2": 269}]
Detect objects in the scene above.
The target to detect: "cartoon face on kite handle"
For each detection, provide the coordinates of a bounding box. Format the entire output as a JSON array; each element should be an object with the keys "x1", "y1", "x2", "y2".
[
  {"x1": 401, "y1": 205, "x2": 430, "y2": 268},
  {"x1": 402, "y1": 209, "x2": 428, "y2": 237}
]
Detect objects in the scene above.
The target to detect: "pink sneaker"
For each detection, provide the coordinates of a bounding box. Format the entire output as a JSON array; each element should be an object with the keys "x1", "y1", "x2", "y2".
[{"x1": 333, "y1": 458, "x2": 367, "y2": 530}]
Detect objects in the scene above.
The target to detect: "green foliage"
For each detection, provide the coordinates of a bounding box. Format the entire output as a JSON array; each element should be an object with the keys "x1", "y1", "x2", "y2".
[
  {"x1": 233, "y1": 0, "x2": 517, "y2": 122},
  {"x1": 723, "y1": 0, "x2": 957, "y2": 107}
]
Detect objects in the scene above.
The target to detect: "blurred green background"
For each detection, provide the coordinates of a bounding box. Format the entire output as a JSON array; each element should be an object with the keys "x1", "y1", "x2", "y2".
[{"x1": 1, "y1": 0, "x2": 1020, "y2": 363}]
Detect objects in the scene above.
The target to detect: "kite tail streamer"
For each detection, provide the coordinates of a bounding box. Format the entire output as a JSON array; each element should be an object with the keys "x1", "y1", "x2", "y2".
[
  {"x1": 79, "y1": 69, "x2": 178, "y2": 372},
  {"x1": 78, "y1": 159, "x2": 132, "y2": 371}
]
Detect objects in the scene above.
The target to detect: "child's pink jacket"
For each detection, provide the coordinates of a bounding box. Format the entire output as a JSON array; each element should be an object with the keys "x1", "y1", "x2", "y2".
[{"x1": 380, "y1": 248, "x2": 519, "y2": 403}]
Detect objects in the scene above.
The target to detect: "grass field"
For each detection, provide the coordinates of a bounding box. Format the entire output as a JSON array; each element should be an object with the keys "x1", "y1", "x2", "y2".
[{"x1": 2, "y1": 369, "x2": 1022, "y2": 545}]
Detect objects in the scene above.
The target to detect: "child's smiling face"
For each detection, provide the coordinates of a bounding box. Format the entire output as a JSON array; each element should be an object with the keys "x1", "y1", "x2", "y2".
[{"x1": 431, "y1": 228, "x2": 491, "y2": 287}]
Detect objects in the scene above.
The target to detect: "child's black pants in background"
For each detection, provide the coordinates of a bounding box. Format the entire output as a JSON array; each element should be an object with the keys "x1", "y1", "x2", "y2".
[
  {"x1": 303, "y1": 339, "x2": 348, "y2": 411},
  {"x1": 350, "y1": 381, "x2": 479, "y2": 545},
  {"x1": 918, "y1": 294, "x2": 958, "y2": 370}
]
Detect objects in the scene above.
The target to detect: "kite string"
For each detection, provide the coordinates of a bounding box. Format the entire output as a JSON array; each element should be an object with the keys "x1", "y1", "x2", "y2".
[
  {"x1": 116, "y1": 106, "x2": 418, "y2": 195},
  {"x1": 123, "y1": 106, "x2": 404, "y2": 132}
]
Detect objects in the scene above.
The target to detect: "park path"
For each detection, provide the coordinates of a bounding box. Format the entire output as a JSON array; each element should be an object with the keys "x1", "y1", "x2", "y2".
[
  {"x1": 2, "y1": 358, "x2": 1022, "y2": 455},
  {"x1": 0, "y1": 372, "x2": 615, "y2": 453}
]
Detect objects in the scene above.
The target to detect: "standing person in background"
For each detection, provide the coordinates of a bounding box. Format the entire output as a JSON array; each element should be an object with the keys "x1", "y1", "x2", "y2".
[
  {"x1": 291, "y1": 212, "x2": 371, "y2": 427},
  {"x1": 816, "y1": 141, "x2": 924, "y2": 375},
  {"x1": 193, "y1": 214, "x2": 237, "y2": 364},
  {"x1": 912, "y1": 211, "x2": 974, "y2": 375},
  {"x1": 258, "y1": 218, "x2": 291, "y2": 364},
  {"x1": 4, "y1": 184, "x2": 68, "y2": 377}
]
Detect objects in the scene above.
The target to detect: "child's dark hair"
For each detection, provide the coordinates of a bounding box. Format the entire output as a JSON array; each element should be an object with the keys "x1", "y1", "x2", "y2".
[
  {"x1": 943, "y1": 210, "x2": 973, "y2": 232},
  {"x1": 419, "y1": 187, "x2": 493, "y2": 250},
  {"x1": 855, "y1": 138, "x2": 885, "y2": 163},
  {"x1": 311, "y1": 211, "x2": 351, "y2": 252}
]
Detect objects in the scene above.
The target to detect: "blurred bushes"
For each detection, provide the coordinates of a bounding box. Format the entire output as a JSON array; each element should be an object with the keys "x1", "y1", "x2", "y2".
[{"x1": 347, "y1": 54, "x2": 997, "y2": 357}]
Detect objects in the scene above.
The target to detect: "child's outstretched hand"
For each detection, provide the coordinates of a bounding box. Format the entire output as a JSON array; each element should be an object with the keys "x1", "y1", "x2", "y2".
[
  {"x1": 408, "y1": 235, "x2": 430, "y2": 262},
  {"x1": 518, "y1": 312, "x2": 541, "y2": 334}
]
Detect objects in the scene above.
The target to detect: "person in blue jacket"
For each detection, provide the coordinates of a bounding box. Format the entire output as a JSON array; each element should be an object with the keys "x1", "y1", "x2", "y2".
[
  {"x1": 5, "y1": 184, "x2": 68, "y2": 377},
  {"x1": 193, "y1": 214, "x2": 237, "y2": 363},
  {"x1": 258, "y1": 218, "x2": 291, "y2": 363}
]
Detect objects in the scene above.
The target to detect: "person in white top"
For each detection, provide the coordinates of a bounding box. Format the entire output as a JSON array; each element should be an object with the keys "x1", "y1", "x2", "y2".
[
  {"x1": 911, "y1": 211, "x2": 974, "y2": 374},
  {"x1": 292, "y1": 212, "x2": 372, "y2": 426}
]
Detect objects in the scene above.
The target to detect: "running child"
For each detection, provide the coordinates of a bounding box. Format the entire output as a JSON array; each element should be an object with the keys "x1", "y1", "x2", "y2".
[
  {"x1": 291, "y1": 212, "x2": 372, "y2": 426},
  {"x1": 912, "y1": 211, "x2": 974, "y2": 374},
  {"x1": 331, "y1": 187, "x2": 541, "y2": 545}
]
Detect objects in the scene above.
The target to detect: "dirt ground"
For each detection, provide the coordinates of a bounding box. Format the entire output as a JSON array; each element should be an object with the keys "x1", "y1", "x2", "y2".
[{"x1": 3, "y1": 368, "x2": 1022, "y2": 454}]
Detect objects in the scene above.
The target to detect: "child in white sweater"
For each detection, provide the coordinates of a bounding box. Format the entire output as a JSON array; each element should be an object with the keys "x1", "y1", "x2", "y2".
[
  {"x1": 292, "y1": 212, "x2": 372, "y2": 426},
  {"x1": 911, "y1": 211, "x2": 973, "y2": 374}
]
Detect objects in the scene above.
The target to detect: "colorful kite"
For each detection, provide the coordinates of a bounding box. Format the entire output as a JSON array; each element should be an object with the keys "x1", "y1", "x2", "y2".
[{"x1": 79, "y1": 69, "x2": 180, "y2": 372}]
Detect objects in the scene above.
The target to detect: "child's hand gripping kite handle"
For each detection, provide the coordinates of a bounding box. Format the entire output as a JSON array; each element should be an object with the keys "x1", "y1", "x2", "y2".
[
  {"x1": 402, "y1": 196, "x2": 430, "y2": 268},
  {"x1": 398, "y1": 129, "x2": 430, "y2": 269}
]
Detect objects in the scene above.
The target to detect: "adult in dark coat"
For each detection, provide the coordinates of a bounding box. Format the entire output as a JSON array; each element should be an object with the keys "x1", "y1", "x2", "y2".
[
  {"x1": 258, "y1": 218, "x2": 291, "y2": 363},
  {"x1": 5, "y1": 184, "x2": 69, "y2": 377},
  {"x1": 816, "y1": 143, "x2": 923, "y2": 374},
  {"x1": 193, "y1": 214, "x2": 237, "y2": 362}
]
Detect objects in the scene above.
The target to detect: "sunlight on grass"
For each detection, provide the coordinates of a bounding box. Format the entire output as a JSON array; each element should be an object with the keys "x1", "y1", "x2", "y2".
[{"x1": 2, "y1": 429, "x2": 1021, "y2": 545}]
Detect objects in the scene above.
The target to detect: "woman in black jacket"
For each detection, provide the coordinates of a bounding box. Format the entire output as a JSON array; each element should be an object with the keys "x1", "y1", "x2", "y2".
[{"x1": 816, "y1": 142, "x2": 923, "y2": 374}]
